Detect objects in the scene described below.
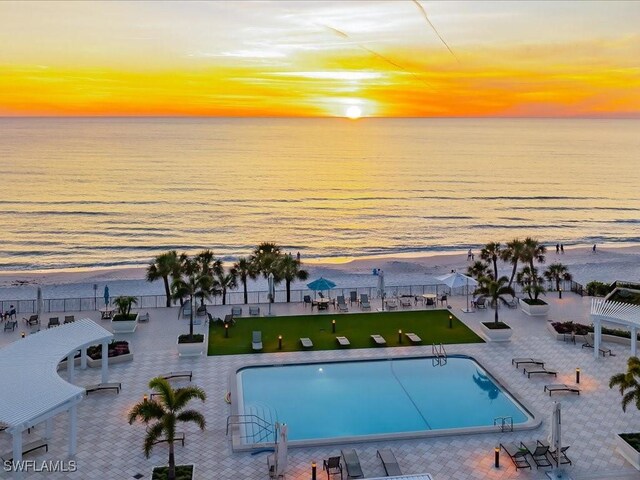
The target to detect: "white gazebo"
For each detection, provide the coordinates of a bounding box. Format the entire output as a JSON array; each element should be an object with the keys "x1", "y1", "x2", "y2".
[
  {"x1": 0, "y1": 318, "x2": 113, "y2": 478},
  {"x1": 590, "y1": 298, "x2": 640, "y2": 358}
]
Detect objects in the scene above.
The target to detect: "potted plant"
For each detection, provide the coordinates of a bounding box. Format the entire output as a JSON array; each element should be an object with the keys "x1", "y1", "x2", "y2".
[
  {"x1": 610, "y1": 357, "x2": 640, "y2": 470},
  {"x1": 86, "y1": 340, "x2": 134, "y2": 367},
  {"x1": 111, "y1": 296, "x2": 139, "y2": 333},
  {"x1": 172, "y1": 257, "x2": 211, "y2": 356},
  {"x1": 517, "y1": 238, "x2": 549, "y2": 316},
  {"x1": 128, "y1": 377, "x2": 206, "y2": 480},
  {"x1": 477, "y1": 276, "x2": 514, "y2": 341}
]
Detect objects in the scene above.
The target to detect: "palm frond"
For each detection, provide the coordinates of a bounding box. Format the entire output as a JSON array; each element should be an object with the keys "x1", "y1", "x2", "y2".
[
  {"x1": 173, "y1": 386, "x2": 207, "y2": 410},
  {"x1": 128, "y1": 399, "x2": 166, "y2": 424},
  {"x1": 149, "y1": 377, "x2": 176, "y2": 407},
  {"x1": 176, "y1": 410, "x2": 206, "y2": 430},
  {"x1": 143, "y1": 422, "x2": 165, "y2": 458}
]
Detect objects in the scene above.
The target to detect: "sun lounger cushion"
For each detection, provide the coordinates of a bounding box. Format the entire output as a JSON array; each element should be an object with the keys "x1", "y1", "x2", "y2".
[
  {"x1": 371, "y1": 334, "x2": 386, "y2": 346},
  {"x1": 341, "y1": 449, "x2": 364, "y2": 479},
  {"x1": 336, "y1": 336, "x2": 350, "y2": 346},
  {"x1": 377, "y1": 449, "x2": 402, "y2": 476},
  {"x1": 300, "y1": 337, "x2": 313, "y2": 349},
  {"x1": 406, "y1": 333, "x2": 422, "y2": 344}
]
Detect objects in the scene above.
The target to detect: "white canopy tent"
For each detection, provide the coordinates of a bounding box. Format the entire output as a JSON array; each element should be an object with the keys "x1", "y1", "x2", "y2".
[
  {"x1": 0, "y1": 318, "x2": 113, "y2": 478},
  {"x1": 590, "y1": 298, "x2": 640, "y2": 359}
]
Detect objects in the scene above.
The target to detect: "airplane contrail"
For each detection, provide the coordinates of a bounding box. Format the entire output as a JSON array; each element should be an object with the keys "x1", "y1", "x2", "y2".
[{"x1": 411, "y1": 0, "x2": 459, "y2": 62}]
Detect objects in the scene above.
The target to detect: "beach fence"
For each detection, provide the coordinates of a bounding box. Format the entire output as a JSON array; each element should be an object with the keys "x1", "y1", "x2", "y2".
[{"x1": 1, "y1": 279, "x2": 584, "y2": 315}]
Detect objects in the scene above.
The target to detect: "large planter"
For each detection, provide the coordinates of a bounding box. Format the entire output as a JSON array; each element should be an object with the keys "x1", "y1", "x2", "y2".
[
  {"x1": 177, "y1": 335, "x2": 206, "y2": 357},
  {"x1": 87, "y1": 352, "x2": 134, "y2": 368},
  {"x1": 520, "y1": 299, "x2": 549, "y2": 316},
  {"x1": 111, "y1": 313, "x2": 139, "y2": 333},
  {"x1": 151, "y1": 464, "x2": 195, "y2": 480},
  {"x1": 616, "y1": 434, "x2": 640, "y2": 470},
  {"x1": 480, "y1": 322, "x2": 513, "y2": 342}
]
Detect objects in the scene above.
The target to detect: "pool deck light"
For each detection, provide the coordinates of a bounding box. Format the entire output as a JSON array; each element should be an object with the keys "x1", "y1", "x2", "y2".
[
  {"x1": 576, "y1": 367, "x2": 580, "y2": 384},
  {"x1": 398, "y1": 329, "x2": 402, "y2": 343},
  {"x1": 494, "y1": 446, "x2": 500, "y2": 468},
  {"x1": 311, "y1": 461, "x2": 317, "y2": 480},
  {"x1": 449, "y1": 314, "x2": 453, "y2": 329},
  {"x1": 332, "y1": 319, "x2": 336, "y2": 333},
  {"x1": 225, "y1": 323, "x2": 229, "y2": 338},
  {"x1": 278, "y1": 335, "x2": 282, "y2": 350},
  {"x1": 559, "y1": 287, "x2": 562, "y2": 299}
]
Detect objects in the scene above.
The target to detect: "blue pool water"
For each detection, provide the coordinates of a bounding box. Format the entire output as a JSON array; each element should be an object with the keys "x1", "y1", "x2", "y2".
[{"x1": 237, "y1": 356, "x2": 532, "y2": 443}]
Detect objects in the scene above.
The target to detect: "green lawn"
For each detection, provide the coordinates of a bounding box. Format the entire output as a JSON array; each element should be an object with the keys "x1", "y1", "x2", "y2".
[{"x1": 207, "y1": 309, "x2": 483, "y2": 355}]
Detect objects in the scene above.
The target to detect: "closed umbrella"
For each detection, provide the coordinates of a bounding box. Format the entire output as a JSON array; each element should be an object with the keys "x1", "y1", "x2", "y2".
[
  {"x1": 103, "y1": 285, "x2": 110, "y2": 308},
  {"x1": 377, "y1": 270, "x2": 385, "y2": 310},
  {"x1": 36, "y1": 286, "x2": 43, "y2": 316},
  {"x1": 267, "y1": 273, "x2": 275, "y2": 316},
  {"x1": 275, "y1": 423, "x2": 288, "y2": 477},
  {"x1": 550, "y1": 401, "x2": 562, "y2": 467},
  {"x1": 436, "y1": 272, "x2": 478, "y2": 313}
]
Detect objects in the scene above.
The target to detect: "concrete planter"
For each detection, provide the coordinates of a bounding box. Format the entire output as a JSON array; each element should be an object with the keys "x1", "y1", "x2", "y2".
[
  {"x1": 616, "y1": 434, "x2": 640, "y2": 470},
  {"x1": 177, "y1": 337, "x2": 206, "y2": 357},
  {"x1": 86, "y1": 352, "x2": 134, "y2": 368},
  {"x1": 480, "y1": 322, "x2": 513, "y2": 342},
  {"x1": 111, "y1": 313, "x2": 139, "y2": 333},
  {"x1": 151, "y1": 464, "x2": 195, "y2": 480},
  {"x1": 547, "y1": 324, "x2": 640, "y2": 348},
  {"x1": 520, "y1": 299, "x2": 549, "y2": 316}
]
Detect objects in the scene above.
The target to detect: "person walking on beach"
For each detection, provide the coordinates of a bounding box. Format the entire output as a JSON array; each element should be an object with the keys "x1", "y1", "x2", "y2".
[
  {"x1": 556, "y1": 243, "x2": 560, "y2": 254},
  {"x1": 560, "y1": 244, "x2": 564, "y2": 254},
  {"x1": 593, "y1": 244, "x2": 597, "y2": 253},
  {"x1": 296, "y1": 251, "x2": 301, "y2": 262},
  {"x1": 467, "y1": 249, "x2": 473, "y2": 261}
]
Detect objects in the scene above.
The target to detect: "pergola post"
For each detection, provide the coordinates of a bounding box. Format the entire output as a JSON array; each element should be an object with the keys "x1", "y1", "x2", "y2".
[
  {"x1": 101, "y1": 341, "x2": 109, "y2": 384},
  {"x1": 80, "y1": 347, "x2": 87, "y2": 369},
  {"x1": 12, "y1": 431, "x2": 23, "y2": 479},
  {"x1": 632, "y1": 326, "x2": 638, "y2": 357},
  {"x1": 67, "y1": 352, "x2": 75, "y2": 383},
  {"x1": 594, "y1": 318, "x2": 601, "y2": 359},
  {"x1": 68, "y1": 404, "x2": 77, "y2": 456}
]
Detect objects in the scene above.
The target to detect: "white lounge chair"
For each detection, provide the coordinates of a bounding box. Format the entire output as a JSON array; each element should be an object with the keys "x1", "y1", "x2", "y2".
[
  {"x1": 405, "y1": 333, "x2": 422, "y2": 344},
  {"x1": 300, "y1": 337, "x2": 313, "y2": 349},
  {"x1": 336, "y1": 336, "x2": 350, "y2": 347},
  {"x1": 252, "y1": 331, "x2": 263, "y2": 351},
  {"x1": 371, "y1": 334, "x2": 386, "y2": 346}
]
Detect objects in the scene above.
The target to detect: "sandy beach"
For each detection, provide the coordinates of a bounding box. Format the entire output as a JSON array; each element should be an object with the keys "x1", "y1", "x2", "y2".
[{"x1": 1, "y1": 242, "x2": 639, "y2": 302}]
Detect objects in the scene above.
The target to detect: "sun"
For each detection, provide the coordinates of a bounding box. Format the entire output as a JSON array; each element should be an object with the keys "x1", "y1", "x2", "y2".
[{"x1": 345, "y1": 105, "x2": 362, "y2": 119}]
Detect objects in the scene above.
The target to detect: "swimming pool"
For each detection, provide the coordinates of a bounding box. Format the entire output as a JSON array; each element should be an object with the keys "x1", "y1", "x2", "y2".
[{"x1": 234, "y1": 355, "x2": 537, "y2": 447}]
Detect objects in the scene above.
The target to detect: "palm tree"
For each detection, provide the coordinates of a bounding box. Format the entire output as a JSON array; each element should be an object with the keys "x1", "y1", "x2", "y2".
[
  {"x1": 251, "y1": 242, "x2": 282, "y2": 280},
  {"x1": 275, "y1": 253, "x2": 309, "y2": 302},
  {"x1": 128, "y1": 377, "x2": 206, "y2": 480},
  {"x1": 172, "y1": 258, "x2": 212, "y2": 339},
  {"x1": 475, "y1": 275, "x2": 515, "y2": 324},
  {"x1": 147, "y1": 251, "x2": 180, "y2": 307},
  {"x1": 232, "y1": 257, "x2": 257, "y2": 304},
  {"x1": 544, "y1": 263, "x2": 573, "y2": 291},
  {"x1": 480, "y1": 242, "x2": 501, "y2": 280},
  {"x1": 195, "y1": 249, "x2": 222, "y2": 278},
  {"x1": 214, "y1": 269, "x2": 237, "y2": 305},
  {"x1": 501, "y1": 239, "x2": 525, "y2": 289},
  {"x1": 113, "y1": 295, "x2": 138, "y2": 318},
  {"x1": 467, "y1": 260, "x2": 492, "y2": 282},
  {"x1": 519, "y1": 237, "x2": 546, "y2": 299},
  {"x1": 609, "y1": 356, "x2": 640, "y2": 412},
  {"x1": 516, "y1": 265, "x2": 546, "y2": 300}
]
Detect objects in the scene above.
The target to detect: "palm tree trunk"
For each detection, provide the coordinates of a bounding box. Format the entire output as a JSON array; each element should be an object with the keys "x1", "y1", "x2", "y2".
[
  {"x1": 493, "y1": 258, "x2": 498, "y2": 280},
  {"x1": 189, "y1": 294, "x2": 194, "y2": 339},
  {"x1": 286, "y1": 280, "x2": 291, "y2": 303},
  {"x1": 168, "y1": 442, "x2": 176, "y2": 480},
  {"x1": 243, "y1": 276, "x2": 248, "y2": 304},
  {"x1": 508, "y1": 260, "x2": 518, "y2": 288},
  {"x1": 222, "y1": 287, "x2": 227, "y2": 305},
  {"x1": 495, "y1": 305, "x2": 499, "y2": 324},
  {"x1": 163, "y1": 275, "x2": 172, "y2": 307}
]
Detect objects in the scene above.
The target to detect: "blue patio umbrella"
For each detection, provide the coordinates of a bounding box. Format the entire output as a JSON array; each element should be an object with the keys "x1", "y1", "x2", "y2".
[
  {"x1": 104, "y1": 285, "x2": 110, "y2": 307},
  {"x1": 307, "y1": 277, "x2": 336, "y2": 291}
]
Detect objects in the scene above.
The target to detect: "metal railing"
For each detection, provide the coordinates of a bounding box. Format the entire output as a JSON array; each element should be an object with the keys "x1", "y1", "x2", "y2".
[
  {"x1": 226, "y1": 414, "x2": 275, "y2": 445},
  {"x1": 494, "y1": 416, "x2": 514, "y2": 432}
]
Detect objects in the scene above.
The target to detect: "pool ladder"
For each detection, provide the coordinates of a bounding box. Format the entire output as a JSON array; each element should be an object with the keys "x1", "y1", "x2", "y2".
[
  {"x1": 226, "y1": 414, "x2": 275, "y2": 444},
  {"x1": 432, "y1": 343, "x2": 447, "y2": 366},
  {"x1": 494, "y1": 416, "x2": 513, "y2": 432}
]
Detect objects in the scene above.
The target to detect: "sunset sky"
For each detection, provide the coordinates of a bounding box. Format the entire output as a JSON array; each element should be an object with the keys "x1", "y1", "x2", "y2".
[{"x1": 1, "y1": 1, "x2": 639, "y2": 117}]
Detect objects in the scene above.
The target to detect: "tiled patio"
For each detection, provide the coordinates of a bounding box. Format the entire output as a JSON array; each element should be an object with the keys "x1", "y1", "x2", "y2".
[{"x1": 1, "y1": 293, "x2": 639, "y2": 479}]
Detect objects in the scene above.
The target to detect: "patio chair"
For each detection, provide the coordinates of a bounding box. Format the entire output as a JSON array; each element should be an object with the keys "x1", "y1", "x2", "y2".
[
  {"x1": 231, "y1": 307, "x2": 242, "y2": 317},
  {"x1": 304, "y1": 295, "x2": 312, "y2": 308},
  {"x1": 400, "y1": 297, "x2": 412, "y2": 308},
  {"x1": 23, "y1": 314, "x2": 39, "y2": 326},
  {"x1": 544, "y1": 384, "x2": 581, "y2": 396},
  {"x1": 323, "y1": 456, "x2": 343, "y2": 479},
  {"x1": 349, "y1": 291, "x2": 358, "y2": 305},
  {"x1": 359, "y1": 294, "x2": 371, "y2": 310},
  {"x1": 252, "y1": 331, "x2": 263, "y2": 351},
  {"x1": 370, "y1": 334, "x2": 386, "y2": 346},
  {"x1": 300, "y1": 337, "x2": 313, "y2": 349},
  {"x1": 581, "y1": 335, "x2": 613, "y2": 356},
  {"x1": 500, "y1": 443, "x2": 532, "y2": 471},
  {"x1": 249, "y1": 306, "x2": 260, "y2": 316},
  {"x1": 377, "y1": 448, "x2": 402, "y2": 476},
  {"x1": 385, "y1": 298, "x2": 398, "y2": 310},
  {"x1": 475, "y1": 297, "x2": 487, "y2": 309},
  {"x1": 405, "y1": 332, "x2": 422, "y2": 344},
  {"x1": 425, "y1": 297, "x2": 435, "y2": 307},
  {"x1": 336, "y1": 336, "x2": 350, "y2": 347},
  {"x1": 336, "y1": 296, "x2": 348, "y2": 312},
  {"x1": 507, "y1": 296, "x2": 519, "y2": 308},
  {"x1": 4, "y1": 320, "x2": 17, "y2": 332},
  {"x1": 341, "y1": 449, "x2": 364, "y2": 479},
  {"x1": 224, "y1": 314, "x2": 236, "y2": 325},
  {"x1": 439, "y1": 294, "x2": 448, "y2": 306},
  {"x1": 549, "y1": 444, "x2": 572, "y2": 466},
  {"x1": 523, "y1": 365, "x2": 557, "y2": 378},
  {"x1": 511, "y1": 358, "x2": 545, "y2": 368},
  {"x1": 64, "y1": 315, "x2": 75, "y2": 324},
  {"x1": 47, "y1": 317, "x2": 60, "y2": 328},
  {"x1": 520, "y1": 441, "x2": 552, "y2": 469}
]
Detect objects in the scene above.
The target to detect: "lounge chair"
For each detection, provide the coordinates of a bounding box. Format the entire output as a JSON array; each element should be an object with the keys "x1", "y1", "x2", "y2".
[
  {"x1": 475, "y1": 297, "x2": 487, "y2": 309},
  {"x1": 231, "y1": 307, "x2": 242, "y2": 317},
  {"x1": 336, "y1": 336, "x2": 350, "y2": 347},
  {"x1": 550, "y1": 445, "x2": 572, "y2": 466},
  {"x1": 500, "y1": 443, "x2": 532, "y2": 471},
  {"x1": 64, "y1": 315, "x2": 75, "y2": 324},
  {"x1": 507, "y1": 296, "x2": 519, "y2": 308},
  {"x1": 161, "y1": 371, "x2": 192, "y2": 381},
  {"x1": 349, "y1": 291, "x2": 358, "y2": 305},
  {"x1": 400, "y1": 297, "x2": 412, "y2": 308},
  {"x1": 303, "y1": 295, "x2": 312, "y2": 308},
  {"x1": 252, "y1": 331, "x2": 263, "y2": 351},
  {"x1": 377, "y1": 449, "x2": 402, "y2": 476},
  {"x1": 523, "y1": 366, "x2": 557, "y2": 378},
  {"x1": 196, "y1": 304, "x2": 207, "y2": 317},
  {"x1": 581, "y1": 335, "x2": 613, "y2": 356},
  {"x1": 341, "y1": 449, "x2": 364, "y2": 479},
  {"x1": 323, "y1": 456, "x2": 343, "y2": 479},
  {"x1": 544, "y1": 384, "x2": 581, "y2": 396},
  {"x1": 23, "y1": 314, "x2": 39, "y2": 326},
  {"x1": 405, "y1": 332, "x2": 422, "y2": 344},
  {"x1": 371, "y1": 334, "x2": 386, "y2": 346},
  {"x1": 4, "y1": 320, "x2": 17, "y2": 332},
  {"x1": 512, "y1": 358, "x2": 545, "y2": 368},
  {"x1": 85, "y1": 382, "x2": 122, "y2": 395},
  {"x1": 300, "y1": 337, "x2": 313, "y2": 349},
  {"x1": 385, "y1": 298, "x2": 398, "y2": 310},
  {"x1": 249, "y1": 306, "x2": 260, "y2": 316},
  {"x1": 336, "y1": 296, "x2": 348, "y2": 312},
  {"x1": 359, "y1": 294, "x2": 371, "y2": 310},
  {"x1": 520, "y1": 441, "x2": 552, "y2": 469},
  {"x1": 138, "y1": 312, "x2": 149, "y2": 322},
  {"x1": 0, "y1": 439, "x2": 48, "y2": 462},
  {"x1": 47, "y1": 317, "x2": 60, "y2": 328}
]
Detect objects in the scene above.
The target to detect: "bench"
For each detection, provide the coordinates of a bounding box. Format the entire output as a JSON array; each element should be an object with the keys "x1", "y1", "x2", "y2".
[
  {"x1": 85, "y1": 382, "x2": 122, "y2": 395},
  {"x1": 1, "y1": 439, "x2": 48, "y2": 462},
  {"x1": 151, "y1": 431, "x2": 185, "y2": 447},
  {"x1": 161, "y1": 371, "x2": 192, "y2": 381}
]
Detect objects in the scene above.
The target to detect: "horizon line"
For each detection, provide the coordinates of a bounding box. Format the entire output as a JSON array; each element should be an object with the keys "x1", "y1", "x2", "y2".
[{"x1": 1, "y1": 115, "x2": 639, "y2": 120}]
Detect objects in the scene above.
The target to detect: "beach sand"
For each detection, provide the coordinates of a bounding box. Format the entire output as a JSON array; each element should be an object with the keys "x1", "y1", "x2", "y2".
[{"x1": 0, "y1": 243, "x2": 639, "y2": 301}]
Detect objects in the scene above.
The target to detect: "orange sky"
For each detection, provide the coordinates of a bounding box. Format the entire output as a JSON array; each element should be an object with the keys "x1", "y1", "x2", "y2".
[{"x1": 1, "y1": 1, "x2": 639, "y2": 118}]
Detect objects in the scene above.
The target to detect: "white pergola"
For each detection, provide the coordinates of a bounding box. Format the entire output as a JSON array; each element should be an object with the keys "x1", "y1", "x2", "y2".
[
  {"x1": 0, "y1": 318, "x2": 113, "y2": 478},
  {"x1": 590, "y1": 298, "x2": 640, "y2": 358}
]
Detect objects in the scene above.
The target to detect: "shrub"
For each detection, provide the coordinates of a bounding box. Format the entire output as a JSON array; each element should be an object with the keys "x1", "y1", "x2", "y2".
[
  {"x1": 178, "y1": 334, "x2": 204, "y2": 344},
  {"x1": 586, "y1": 281, "x2": 610, "y2": 297},
  {"x1": 87, "y1": 340, "x2": 130, "y2": 360}
]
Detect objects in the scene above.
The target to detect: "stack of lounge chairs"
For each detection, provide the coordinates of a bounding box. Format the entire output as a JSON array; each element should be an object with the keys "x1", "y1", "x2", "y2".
[{"x1": 501, "y1": 441, "x2": 571, "y2": 470}]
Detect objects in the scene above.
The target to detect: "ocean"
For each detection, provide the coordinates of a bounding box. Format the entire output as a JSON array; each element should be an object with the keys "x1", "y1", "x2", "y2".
[{"x1": 1, "y1": 117, "x2": 639, "y2": 271}]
